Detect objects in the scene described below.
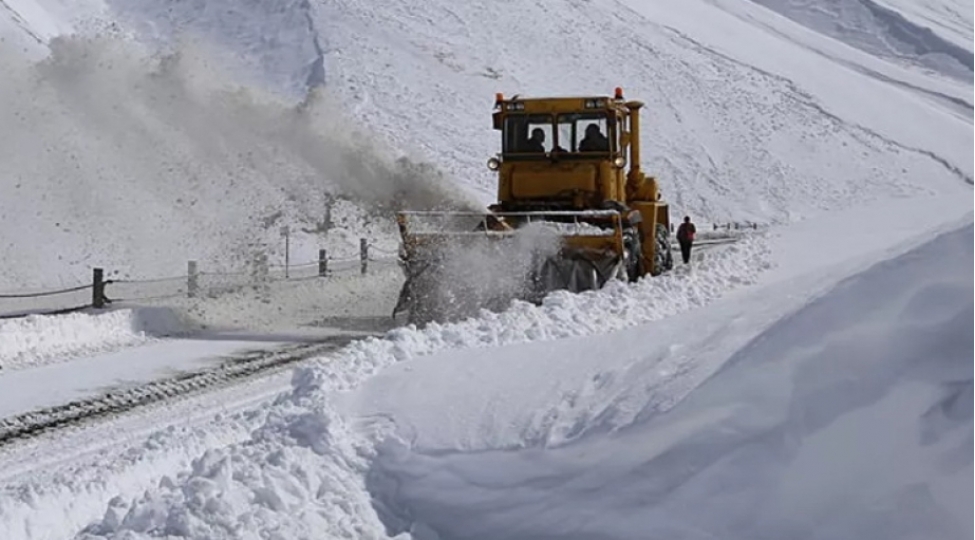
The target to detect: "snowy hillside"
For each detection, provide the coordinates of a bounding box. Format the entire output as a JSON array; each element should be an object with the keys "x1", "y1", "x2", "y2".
[
  {"x1": 872, "y1": 0, "x2": 974, "y2": 50},
  {"x1": 749, "y1": 0, "x2": 972, "y2": 79},
  {"x1": 1, "y1": 0, "x2": 971, "y2": 291}
]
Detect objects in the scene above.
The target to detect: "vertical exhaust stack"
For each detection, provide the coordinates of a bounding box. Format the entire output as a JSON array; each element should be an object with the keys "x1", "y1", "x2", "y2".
[
  {"x1": 626, "y1": 99, "x2": 644, "y2": 178},
  {"x1": 624, "y1": 99, "x2": 657, "y2": 201}
]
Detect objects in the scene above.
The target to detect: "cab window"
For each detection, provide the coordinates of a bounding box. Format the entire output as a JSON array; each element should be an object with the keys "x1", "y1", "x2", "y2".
[
  {"x1": 503, "y1": 115, "x2": 554, "y2": 154},
  {"x1": 556, "y1": 113, "x2": 610, "y2": 153}
]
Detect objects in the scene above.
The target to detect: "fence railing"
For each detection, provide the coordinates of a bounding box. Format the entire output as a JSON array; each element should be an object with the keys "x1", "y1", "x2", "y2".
[
  {"x1": 0, "y1": 239, "x2": 399, "y2": 319},
  {"x1": 1, "y1": 222, "x2": 766, "y2": 320}
]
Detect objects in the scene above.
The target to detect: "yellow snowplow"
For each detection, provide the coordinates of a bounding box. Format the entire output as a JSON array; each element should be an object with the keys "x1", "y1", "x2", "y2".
[{"x1": 394, "y1": 88, "x2": 673, "y2": 324}]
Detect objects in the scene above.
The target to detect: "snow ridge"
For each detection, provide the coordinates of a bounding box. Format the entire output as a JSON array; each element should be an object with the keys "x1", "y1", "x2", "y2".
[
  {"x1": 750, "y1": 0, "x2": 973, "y2": 78},
  {"x1": 361, "y1": 224, "x2": 974, "y2": 540},
  {"x1": 0, "y1": 309, "x2": 183, "y2": 371}
]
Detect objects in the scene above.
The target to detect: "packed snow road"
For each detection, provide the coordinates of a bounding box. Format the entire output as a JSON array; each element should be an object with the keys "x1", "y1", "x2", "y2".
[
  {"x1": 0, "y1": 260, "x2": 406, "y2": 439},
  {"x1": 0, "y1": 231, "x2": 744, "y2": 444},
  {"x1": 0, "y1": 337, "x2": 355, "y2": 446}
]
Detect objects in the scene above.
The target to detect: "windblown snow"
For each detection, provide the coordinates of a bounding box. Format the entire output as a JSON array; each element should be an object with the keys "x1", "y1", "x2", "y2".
[{"x1": 0, "y1": 37, "x2": 473, "y2": 291}]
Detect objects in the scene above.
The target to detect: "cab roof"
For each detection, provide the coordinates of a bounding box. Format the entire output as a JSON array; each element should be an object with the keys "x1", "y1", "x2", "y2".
[{"x1": 493, "y1": 87, "x2": 634, "y2": 114}]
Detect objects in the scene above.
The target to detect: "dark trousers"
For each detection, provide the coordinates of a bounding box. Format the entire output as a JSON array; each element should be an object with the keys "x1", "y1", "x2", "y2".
[{"x1": 679, "y1": 240, "x2": 693, "y2": 264}]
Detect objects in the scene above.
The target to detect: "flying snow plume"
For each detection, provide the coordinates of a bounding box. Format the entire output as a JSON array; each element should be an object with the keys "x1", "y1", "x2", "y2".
[
  {"x1": 0, "y1": 36, "x2": 479, "y2": 288},
  {"x1": 403, "y1": 222, "x2": 567, "y2": 324}
]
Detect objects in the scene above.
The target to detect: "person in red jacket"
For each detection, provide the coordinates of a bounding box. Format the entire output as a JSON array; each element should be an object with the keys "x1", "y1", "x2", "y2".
[{"x1": 676, "y1": 216, "x2": 696, "y2": 264}]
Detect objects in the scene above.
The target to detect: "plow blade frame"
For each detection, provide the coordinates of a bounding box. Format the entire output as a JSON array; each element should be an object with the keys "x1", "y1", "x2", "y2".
[{"x1": 393, "y1": 210, "x2": 629, "y2": 324}]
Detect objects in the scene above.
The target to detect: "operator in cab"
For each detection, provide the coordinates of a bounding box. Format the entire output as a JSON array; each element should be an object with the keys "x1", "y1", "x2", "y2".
[{"x1": 578, "y1": 124, "x2": 609, "y2": 152}]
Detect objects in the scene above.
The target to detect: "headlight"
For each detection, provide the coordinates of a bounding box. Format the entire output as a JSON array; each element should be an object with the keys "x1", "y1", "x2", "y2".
[
  {"x1": 613, "y1": 156, "x2": 626, "y2": 168},
  {"x1": 487, "y1": 157, "x2": 501, "y2": 170}
]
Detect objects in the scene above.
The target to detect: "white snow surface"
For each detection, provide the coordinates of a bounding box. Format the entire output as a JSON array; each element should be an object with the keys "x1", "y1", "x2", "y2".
[
  {"x1": 0, "y1": 337, "x2": 276, "y2": 419},
  {"x1": 0, "y1": 0, "x2": 118, "y2": 57},
  {"x1": 0, "y1": 194, "x2": 960, "y2": 540},
  {"x1": 747, "y1": 0, "x2": 973, "y2": 80},
  {"x1": 0, "y1": 307, "x2": 187, "y2": 371},
  {"x1": 1, "y1": 0, "x2": 972, "y2": 291},
  {"x1": 358, "y1": 222, "x2": 973, "y2": 540},
  {"x1": 871, "y1": 0, "x2": 974, "y2": 50},
  {"x1": 0, "y1": 0, "x2": 972, "y2": 538}
]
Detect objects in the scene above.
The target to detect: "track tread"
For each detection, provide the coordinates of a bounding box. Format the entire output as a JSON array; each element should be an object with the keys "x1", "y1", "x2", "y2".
[{"x1": 0, "y1": 338, "x2": 355, "y2": 446}]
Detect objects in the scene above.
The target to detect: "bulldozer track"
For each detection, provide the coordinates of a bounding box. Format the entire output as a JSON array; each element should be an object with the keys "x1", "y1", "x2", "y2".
[{"x1": 0, "y1": 337, "x2": 356, "y2": 447}]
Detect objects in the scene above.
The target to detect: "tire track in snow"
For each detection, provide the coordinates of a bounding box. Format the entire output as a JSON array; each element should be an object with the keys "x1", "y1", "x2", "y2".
[{"x1": 0, "y1": 336, "x2": 358, "y2": 446}]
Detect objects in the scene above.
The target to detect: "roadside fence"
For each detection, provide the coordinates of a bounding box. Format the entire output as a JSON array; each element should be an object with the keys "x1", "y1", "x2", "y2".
[
  {"x1": 1, "y1": 221, "x2": 767, "y2": 319},
  {"x1": 0, "y1": 239, "x2": 400, "y2": 319}
]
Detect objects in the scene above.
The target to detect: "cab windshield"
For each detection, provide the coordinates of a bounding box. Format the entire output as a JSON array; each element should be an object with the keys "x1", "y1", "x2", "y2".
[{"x1": 502, "y1": 113, "x2": 611, "y2": 157}]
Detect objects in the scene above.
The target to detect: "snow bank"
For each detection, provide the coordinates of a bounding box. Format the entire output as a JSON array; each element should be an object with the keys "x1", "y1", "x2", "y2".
[
  {"x1": 342, "y1": 194, "x2": 974, "y2": 453},
  {"x1": 363, "y1": 224, "x2": 973, "y2": 540},
  {"x1": 0, "y1": 377, "x2": 283, "y2": 540},
  {"x1": 0, "y1": 307, "x2": 187, "y2": 371},
  {"x1": 68, "y1": 233, "x2": 769, "y2": 539}
]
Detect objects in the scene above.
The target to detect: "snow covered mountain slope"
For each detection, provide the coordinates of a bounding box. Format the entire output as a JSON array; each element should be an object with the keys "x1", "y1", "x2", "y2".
[
  {"x1": 748, "y1": 0, "x2": 972, "y2": 80},
  {"x1": 1, "y1": 0, "x2": 971, "y2": 292},
  {"x1": 872, "y1": 0, "x2": 974, "y2": 51},
  {"x1": 102, "y1": 0, "x2": 326, "y2": 100},
  {"x1": 311, "y1": 0, "x2": 972, "y2": 202},
  {"x1": 0, "y1": 37, "x2": 470, "y2": 290}
]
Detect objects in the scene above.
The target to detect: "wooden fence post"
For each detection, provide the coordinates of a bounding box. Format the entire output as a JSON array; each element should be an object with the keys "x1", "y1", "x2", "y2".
[
  {"x1": 360, "y1": 238, "x2": 368, "y2": 275},
  {"x1": 187, "y1": 260, "x2": 198, "y2": 298},
  {"x1": 251, "y1": 247, "x2": 270, "y2": 302},
  {"x1": 319, "y1": 249, "x2": 328, "y2": 277},
  {"x1": 92, "y1": 268, "x2": 105, "y2": 308}
]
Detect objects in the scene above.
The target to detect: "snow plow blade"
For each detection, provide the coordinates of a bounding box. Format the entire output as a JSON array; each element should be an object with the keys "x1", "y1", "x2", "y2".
[{"x1": 392, "y1": 210, "x2": 627, "y2": 325}]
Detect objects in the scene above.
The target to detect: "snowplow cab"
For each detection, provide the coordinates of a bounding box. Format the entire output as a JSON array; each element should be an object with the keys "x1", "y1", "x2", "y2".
[
  {"x1": 486, "y1": 89, "x2": 672, "y2": 275},
  {"x1": 394, "y1": 89, "x2": 673, "y2": 325}
]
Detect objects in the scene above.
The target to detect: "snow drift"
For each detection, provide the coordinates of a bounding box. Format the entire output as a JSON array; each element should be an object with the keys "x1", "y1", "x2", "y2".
[
  {"x1": 63, "y1": 230, "x2": 769, "y2": 539},
  {"x1": 63, "y1": 216, "x2": 973, "y2": 540},
  {"x1": 0, "y1": 307, "x2": 187, "y2": 371},
  {"x1": 364, "y1": 224, "x2": 974, "y2": 540}
]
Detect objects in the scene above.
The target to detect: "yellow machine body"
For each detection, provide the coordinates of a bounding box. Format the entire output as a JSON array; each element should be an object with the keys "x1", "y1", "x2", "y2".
[{"x1": 394, "y1": 90, "x2": 673, "y2": 324}]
